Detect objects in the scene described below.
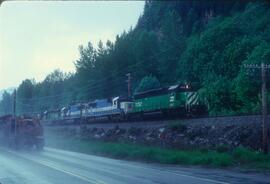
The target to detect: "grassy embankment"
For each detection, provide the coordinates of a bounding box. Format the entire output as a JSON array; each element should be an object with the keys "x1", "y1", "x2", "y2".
[{"x1": 45, "y1": 128, "x2": 270, "y2": 171}]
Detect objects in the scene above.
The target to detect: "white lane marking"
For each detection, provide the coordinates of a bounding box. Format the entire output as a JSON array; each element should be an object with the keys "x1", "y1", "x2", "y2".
[
  {"x1": 32, "y1": 159, "x2": 106, "y2": 184},
  {"x1": 131, "y1": 165, "x2": 230, "y2": 184},
  {"x1": 1, "y1": 148, "x2": 106, "y2": 184},
  {"x1": 0, "y1": 148, "x2": 54, "y2": 184},
  {"x1": 46, "y1": 147, "x2": 230, "y2": 184},
  {"x1": 42, "y1": 151, "x2": 135, "y2": 179}
]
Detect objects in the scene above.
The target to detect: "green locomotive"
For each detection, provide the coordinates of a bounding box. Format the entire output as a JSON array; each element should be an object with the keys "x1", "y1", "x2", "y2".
[{"x1": 132, "y1": 84, "x2": 206, "y2": 117}]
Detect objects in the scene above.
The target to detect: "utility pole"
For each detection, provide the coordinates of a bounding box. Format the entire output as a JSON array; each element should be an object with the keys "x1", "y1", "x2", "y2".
[
  {"x1": 13, "y1": 89, "x2": 17, "y2": 136},
  {"x1": 244, "y1": 63, "x2": 269, "y2": 154},
  {"x1": 261, "y1": 63, "x2": 268, "y2": 154},
  {"x1": 126, "y1": 73, "x2": 131, "y2": 98}
]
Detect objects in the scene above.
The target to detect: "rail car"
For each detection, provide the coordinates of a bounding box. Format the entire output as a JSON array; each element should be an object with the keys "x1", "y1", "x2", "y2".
[{"x1": 43, "y1": 84, "x2": 207, "y2": 123}]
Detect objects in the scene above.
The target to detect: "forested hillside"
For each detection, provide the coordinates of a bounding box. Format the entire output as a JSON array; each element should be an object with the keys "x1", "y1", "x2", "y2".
[{"x1": 1, "y1": 1, "x2": 270, "y2": 116}]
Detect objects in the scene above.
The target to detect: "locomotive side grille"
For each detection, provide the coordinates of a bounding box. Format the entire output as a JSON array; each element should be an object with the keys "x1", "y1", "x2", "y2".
[{"x1": 186, "y1": 92, "x2": 199, "y2": 106}]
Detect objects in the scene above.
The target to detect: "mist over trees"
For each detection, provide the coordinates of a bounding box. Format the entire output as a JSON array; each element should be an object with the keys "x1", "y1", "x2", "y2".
[
  {"x1": 0, "y1": 1, "x2": 270, "y2": 116},
  {"x1": 0, "y1": 91, "x2": 13, "y2": 115}
]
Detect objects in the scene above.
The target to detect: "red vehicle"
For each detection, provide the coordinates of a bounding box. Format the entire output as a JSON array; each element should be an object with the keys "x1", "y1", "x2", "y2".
[{"x1": 0, "y1": 115, "x2": 44, "y2": 150}]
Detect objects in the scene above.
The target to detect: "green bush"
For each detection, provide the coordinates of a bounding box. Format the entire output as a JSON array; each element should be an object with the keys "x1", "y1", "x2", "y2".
[
  {"x1": 45, "y1": 129, "x2": 270, "y2": 170},
  {"x1": 232, "y1": 147, "x2": 267, "y2": 163}
]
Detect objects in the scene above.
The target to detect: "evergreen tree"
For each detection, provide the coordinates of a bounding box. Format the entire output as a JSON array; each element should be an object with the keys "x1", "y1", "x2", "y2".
[{"x1": 135, "y1": 75, "x2": 161, "y2": 93}]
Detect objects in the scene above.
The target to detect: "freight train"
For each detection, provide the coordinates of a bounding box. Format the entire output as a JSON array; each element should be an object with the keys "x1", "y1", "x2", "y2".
[{"x1": 43, "y1": 84, "x2": 207, "y2": 123}]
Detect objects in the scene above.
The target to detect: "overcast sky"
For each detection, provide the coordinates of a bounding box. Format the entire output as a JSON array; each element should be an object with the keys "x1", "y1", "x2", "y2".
[{"x1": 0, "y1": 1, "x2": 144, "y2": 90}]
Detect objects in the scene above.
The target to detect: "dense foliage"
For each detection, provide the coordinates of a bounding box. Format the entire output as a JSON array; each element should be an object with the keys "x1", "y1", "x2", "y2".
[
  {"x1": 135, "y1": 75, "x2": 161, "y2": 93},
  {"x1": 0, "y1": 1, "x2": 270, "y2": 116}
]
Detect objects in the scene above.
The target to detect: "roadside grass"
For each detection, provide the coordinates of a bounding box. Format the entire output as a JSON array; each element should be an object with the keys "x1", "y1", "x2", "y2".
[{"x1": 45, "y1": 129, "x2": 270, "y2": 170}]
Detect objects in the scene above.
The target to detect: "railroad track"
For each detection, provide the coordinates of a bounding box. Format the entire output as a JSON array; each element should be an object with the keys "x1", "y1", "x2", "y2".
[{"x1": 43, "y1": 113, "x2": 263, "y2": 129}]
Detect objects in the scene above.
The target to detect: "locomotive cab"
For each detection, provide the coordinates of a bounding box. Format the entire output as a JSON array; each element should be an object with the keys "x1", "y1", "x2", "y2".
[{"x1": 120, "y1": 102, "x2": 134, "y2": 114}]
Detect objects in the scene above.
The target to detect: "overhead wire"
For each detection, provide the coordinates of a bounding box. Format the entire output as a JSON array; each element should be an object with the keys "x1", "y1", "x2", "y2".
[{"x1": 14, "y1": 42, "x2": 182, "y2": 115}]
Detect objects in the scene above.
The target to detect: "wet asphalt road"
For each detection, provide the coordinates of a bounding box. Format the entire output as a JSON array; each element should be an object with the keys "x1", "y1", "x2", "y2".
[{"x1": 0, "y1": 147, "x2": 269, "y2": 184}]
